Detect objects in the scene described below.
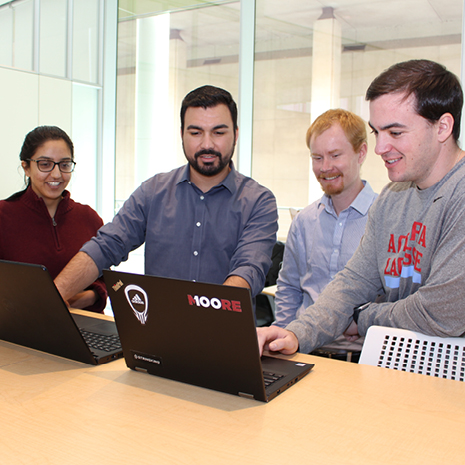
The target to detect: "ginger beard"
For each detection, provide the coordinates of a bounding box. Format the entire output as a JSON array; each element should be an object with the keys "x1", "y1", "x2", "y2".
[{"x1": 317, "y1": 171, "x2": 345, "y2": 196}]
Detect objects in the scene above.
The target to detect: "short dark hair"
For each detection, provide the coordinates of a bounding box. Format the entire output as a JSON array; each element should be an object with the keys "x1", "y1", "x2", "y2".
[
  {"x1": 180, "y1": 85, "x2": 238, "y2": 133},
  {"x1": 366, "y1": 59, "x2": 463, "y2": 141}
]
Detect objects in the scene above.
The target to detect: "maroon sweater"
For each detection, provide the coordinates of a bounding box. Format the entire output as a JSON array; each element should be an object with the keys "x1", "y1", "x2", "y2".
[{"x1": 0, "y1": 186, "x2": 107, "y2": 313}]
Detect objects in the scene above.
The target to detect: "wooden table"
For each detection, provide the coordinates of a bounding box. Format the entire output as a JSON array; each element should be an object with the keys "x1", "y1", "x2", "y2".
[{"x1": 1, "y1": 333, "x2": 464, "y2": 464}]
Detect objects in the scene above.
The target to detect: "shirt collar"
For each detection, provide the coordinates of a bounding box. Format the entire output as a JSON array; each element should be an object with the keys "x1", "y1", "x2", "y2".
[
  {"x1": 177, "y1": 161, "x2": 238, "y2": 194},
  {"x1": 21, "y1": 185, "x2": 72, "y2": 213},
  {"x1": 319, "y1": 181, "x2": 376, "y2": 215}
]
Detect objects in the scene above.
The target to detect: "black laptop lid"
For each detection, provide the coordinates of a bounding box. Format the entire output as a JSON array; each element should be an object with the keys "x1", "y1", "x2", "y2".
[
  {"x1": 0, "y1": 260, "x2": 97, "y2": 364},
  {"x1": 104, "y1": 270, "x2": 270, "y2": 399}
]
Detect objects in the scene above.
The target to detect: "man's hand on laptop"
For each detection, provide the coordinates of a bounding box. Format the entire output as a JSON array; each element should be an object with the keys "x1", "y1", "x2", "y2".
[
  {"x1": 256, "y1": 326, "x2": 299, "y2": 356},
  {"x1": 67, "y1": 290, "x2": 98, "y2": 310}
]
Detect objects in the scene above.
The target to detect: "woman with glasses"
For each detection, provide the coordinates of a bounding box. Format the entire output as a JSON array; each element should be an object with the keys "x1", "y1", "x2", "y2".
[{"x1": 0, "y1": 126, "x2": 107, "y2": 313}]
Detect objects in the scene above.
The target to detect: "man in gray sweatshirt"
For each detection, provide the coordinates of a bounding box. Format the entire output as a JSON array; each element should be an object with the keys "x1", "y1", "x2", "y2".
[{"x1": 258, "y1": 59, "x2": 465, "y2": 355}]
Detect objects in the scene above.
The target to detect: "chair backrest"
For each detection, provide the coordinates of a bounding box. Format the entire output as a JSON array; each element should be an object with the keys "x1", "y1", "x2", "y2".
[
  {"x1": 289, "y1": 207, "x2": 300, "y2": 220},
  {"x1": 264, "y1": 241, "x2": 285, "y2": 287},
  {"x1": 359, "y1": 325, "x2": 465, "y2": 382}
]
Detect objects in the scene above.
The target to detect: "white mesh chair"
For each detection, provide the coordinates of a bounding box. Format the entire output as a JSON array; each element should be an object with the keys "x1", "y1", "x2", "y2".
[{"x1": 359, "y1": 325, "x2": 465, "y2": 382}]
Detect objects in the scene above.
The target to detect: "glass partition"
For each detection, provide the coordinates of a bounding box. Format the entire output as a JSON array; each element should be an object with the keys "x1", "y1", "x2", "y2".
[
  {"x1": 252, "y1": 0, "x2": 463, "y2": 237},
  {"x1": 72, "y1": 0, "x2": 100, "y2": 83},
  {"x1": 0, "y1": 0, "x2": 34, "y2": 70},
  {"x1": 115, "y1": 0, "x2": 241, "y2": 204},
  {"x1": 0, "y1": 0, "x2": 107, "y2": 213},
  {"x1": 116, "y1": 0, "x2": 463, "y2": 239},
  {"x1": 71, "y1": 83, "x2": 99, "y2": 209},
  {"x1": 39, "y1": 0, "x2": 68, "y2": 77}
]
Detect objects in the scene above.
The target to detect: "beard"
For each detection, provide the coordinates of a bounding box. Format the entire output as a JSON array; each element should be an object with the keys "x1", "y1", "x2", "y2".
[
  {"x1": 317, "y1": 172, "x2": 344, "y2": 196},
  {"x1": 186, "y1": 145, "x2": 235, "y2": 177}
]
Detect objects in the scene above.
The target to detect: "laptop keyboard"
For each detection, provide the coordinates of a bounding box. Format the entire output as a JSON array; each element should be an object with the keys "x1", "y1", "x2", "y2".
[
  {"x1": 263, "y1": 371, "x2": 284, "y2": 388},
  {"x1": 80, "y1": 330, "x2": 122, "y2": 352}
]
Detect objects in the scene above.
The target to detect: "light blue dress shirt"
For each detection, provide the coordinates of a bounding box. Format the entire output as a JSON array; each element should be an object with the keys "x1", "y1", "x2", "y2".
[{"x1": 274, "y1": 181, "x2": 377, "y2": 327}]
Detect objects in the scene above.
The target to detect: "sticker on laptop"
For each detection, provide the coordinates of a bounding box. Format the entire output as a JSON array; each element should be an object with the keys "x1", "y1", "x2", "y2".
[
  {"x1": 187, "y1": 294, "x2": 242, "y2": 312},
  {"x1": 124, "y1": 284, "x2": 149, "y2": 324},
  {"x1": 132, "y1": 351, "x2": 161, "y2": 366}
]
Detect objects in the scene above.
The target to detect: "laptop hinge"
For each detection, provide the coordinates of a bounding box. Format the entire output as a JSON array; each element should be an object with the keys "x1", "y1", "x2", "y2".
[{"x1": 238, "y1": 392, "x2": 254, "y2": 400}]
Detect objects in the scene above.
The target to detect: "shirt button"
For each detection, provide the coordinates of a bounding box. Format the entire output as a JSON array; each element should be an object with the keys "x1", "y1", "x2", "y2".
[
  {"x1": 196, "y1": 222, "x2": 201, "y2": 227},
  {"x1": 200, "y1": 195, "x2": 205, "y2": 200},
  {"x1": 193, "y1": 251, "x2": 198, "y2": 256}
]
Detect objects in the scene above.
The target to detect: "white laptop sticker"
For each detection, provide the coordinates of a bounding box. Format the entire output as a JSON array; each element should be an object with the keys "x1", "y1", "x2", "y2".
[{"x1": 124, "y1": 284, "x2": 149, "y2": 324}]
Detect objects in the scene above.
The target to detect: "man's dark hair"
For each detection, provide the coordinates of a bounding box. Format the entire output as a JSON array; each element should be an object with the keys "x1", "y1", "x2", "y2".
[
  {"x1": 366, "y1": 59, "x2": 463, "y2": 141},
  {"x1": 180, "y1": 85, "x2": 238, "y2": 133}
]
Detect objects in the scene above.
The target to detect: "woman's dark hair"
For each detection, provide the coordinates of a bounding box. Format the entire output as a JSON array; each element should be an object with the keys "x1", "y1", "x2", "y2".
[
  {"x1": 180, "y1": 85, "x2": 238, "y2": 133},
  {"x1": 366, "y1": 59, "x2": 463, "y2": 141},
  {"x1": 7, "y1": 126, "x2": 74, "y2": 201}
]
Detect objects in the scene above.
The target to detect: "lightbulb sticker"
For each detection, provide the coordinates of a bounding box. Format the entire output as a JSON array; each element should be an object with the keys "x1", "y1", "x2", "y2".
[{"x1": 124, "y1": 284, "x2": 149, "y2": 324}]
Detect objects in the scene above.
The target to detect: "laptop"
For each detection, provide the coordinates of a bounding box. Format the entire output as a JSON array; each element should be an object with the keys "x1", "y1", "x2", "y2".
[
  {"x1": 0, "y1": 260, "x2": 123, "y2": 365},
  {"x1": 103, "y1": 269, "x2": 314, "y2": 402}
]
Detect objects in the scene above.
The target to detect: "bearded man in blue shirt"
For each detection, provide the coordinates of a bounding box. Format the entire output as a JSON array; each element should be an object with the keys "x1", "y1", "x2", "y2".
[{"x1": 55, "y1": 86, "x2": 278, "y2": 308}]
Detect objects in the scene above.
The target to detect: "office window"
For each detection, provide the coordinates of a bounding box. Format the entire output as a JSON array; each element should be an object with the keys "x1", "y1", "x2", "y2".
[
  {"x1": 252, "y1": 0, "x2": 463, "y2": 237},
  {"x1": 71, "y1": 83, "x2": 99, "y2": 210},
  {"x1": 0, "y1": 0, "x2": 103, "y2": 85},
  {"x1": 39, "y1": 0, "x2": 68, "y2": 77},
  {"x1": 116, "y1": 0, "x2": 463, "y2": 238},
  {"x1": 73, "y1": 0, "x2": 100, "y2": 83},
  {"x1": 0, "y1": 4, "x2": 14, "y2": 67},
  {"x1": 0, "y1": 0, "x2": 34, "y2": 71},
  {"x1": 0, "y1": 0, "x2": 110, "y2": 215},
  {"x1": 116, "y1": 1, "x2": 240, "y2": 204}
]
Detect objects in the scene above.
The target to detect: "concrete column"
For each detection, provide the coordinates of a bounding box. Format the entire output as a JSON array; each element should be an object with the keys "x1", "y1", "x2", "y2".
[
  {"x1": 308, "y1": 7, "x2": 342, "y2": 203},
  {"x1": 310, "y1": 7, "x2": 341, "y2": 122},
  {"x1": 169, "y1": 28, "x2": 188, "y2": 168},
  {"x1": 134, "y1": 13, "x2": 171, "y2": 185}
]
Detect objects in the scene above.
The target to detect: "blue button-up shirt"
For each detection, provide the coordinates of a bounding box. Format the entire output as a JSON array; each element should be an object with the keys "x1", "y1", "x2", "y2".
[
  {"x1": 82, "y1": 163, "x2": 278, "y2": 297},
  {"x1": 274, "y1": 182, "x2": 377, "y2": 326}
]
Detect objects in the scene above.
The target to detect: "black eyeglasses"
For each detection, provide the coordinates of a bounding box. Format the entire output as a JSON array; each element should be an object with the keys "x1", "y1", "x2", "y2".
[{"x1": 27, "y1": 159, "x2": 76, "y2": 173}]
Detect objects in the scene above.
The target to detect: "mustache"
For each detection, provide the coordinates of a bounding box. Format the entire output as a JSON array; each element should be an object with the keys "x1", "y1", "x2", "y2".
[
  {"x1": 195, "y1": 149, "x2": 222, "y2": 159},
  {"x1": 317, "y1": 171, "x2": 343, "y2": 181}
]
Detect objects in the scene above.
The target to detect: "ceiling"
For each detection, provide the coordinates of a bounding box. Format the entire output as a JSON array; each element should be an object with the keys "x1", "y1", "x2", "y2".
[{"x1": 117, "y1": 0, "x2": 463, "y2": 65}]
